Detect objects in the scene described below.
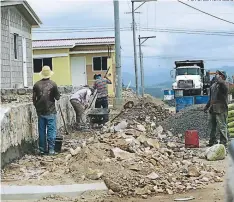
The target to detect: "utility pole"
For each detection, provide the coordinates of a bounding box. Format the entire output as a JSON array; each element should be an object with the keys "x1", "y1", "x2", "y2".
[
  {"x1": 131, "y1": 0, "x2": 157, "y2": 96},
  {"x1": 113, "y1": 0, "x2": 122, "y2": 106},
  {"x1": 132, "y1": 1, "x2": 139, "y2": 96},
  {"x1": 138, "y1": 35, "x2": 156, "y2": 97}
]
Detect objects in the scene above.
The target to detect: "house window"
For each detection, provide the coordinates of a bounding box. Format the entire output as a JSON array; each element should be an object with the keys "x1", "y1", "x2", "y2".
[
  {"x1": 13, "y1": 34, "x2": 18, "y2": 59},
  {"x1": 33, "y1": 58, "x2": 52, "y2": 73},
  {"x1": 93, "y1": 56, "x2": 108, "y2": 71}
]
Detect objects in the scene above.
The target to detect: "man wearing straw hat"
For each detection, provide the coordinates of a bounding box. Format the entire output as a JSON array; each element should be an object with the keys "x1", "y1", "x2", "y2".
[{"x1": 33, "y1": 66, "x2": 60, "y2": 155}]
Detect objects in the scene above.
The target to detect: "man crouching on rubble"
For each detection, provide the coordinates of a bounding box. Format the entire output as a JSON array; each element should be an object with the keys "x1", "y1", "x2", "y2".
[
  {"x1": 204, "y1": 70, "x2": 228, "y2": 147},
  {"x1": 70, "y1": 85, "x2": 94, "y2": 130},
  {"x1": 33, "y1": 66, "x2": 60, "y2": 155}
]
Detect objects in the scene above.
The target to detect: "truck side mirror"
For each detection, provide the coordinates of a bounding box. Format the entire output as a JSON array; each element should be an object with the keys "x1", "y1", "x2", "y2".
[{"x1": 170, "y1": 70, "x2": 175, "y2": 78}]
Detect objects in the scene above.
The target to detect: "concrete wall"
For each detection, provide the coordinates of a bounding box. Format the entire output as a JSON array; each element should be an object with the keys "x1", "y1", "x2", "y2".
[
  {"x1": 1, "y1": 93, "x2": 76, "y2": 168},
  {"x1": 1, "y1": 6, "x2": 33, "y2": 88}
]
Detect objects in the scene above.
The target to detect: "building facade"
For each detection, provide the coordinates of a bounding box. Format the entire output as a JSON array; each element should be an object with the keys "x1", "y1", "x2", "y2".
[
  {"x1": 33, "y1": 37, "x2": 116, "y2": 96},
  {"x1": 1, "y1": 1, "x2": 42, "y2": 88}
]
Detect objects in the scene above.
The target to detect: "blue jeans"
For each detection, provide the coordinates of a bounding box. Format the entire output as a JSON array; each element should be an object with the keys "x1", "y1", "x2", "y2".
[{"x1": 38, "y1": 114, "x2": 57, "y2": 153}]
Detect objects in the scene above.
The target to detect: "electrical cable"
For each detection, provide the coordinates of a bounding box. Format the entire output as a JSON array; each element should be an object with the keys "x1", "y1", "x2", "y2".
[
  {"x1": 33, "y1": 27, "x2": 234, "y2": 36},
  {"x1": 178, "y1": 0, "x2": 234, "y2": 25}
]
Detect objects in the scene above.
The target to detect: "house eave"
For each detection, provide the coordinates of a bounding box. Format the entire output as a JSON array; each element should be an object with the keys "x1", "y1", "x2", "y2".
[
  {"x1": 1, "y1": 0, "x2": 42, "y2": 26},
  {"x1": 33, "y1": 46, "x2": 73, "y2": 50}
]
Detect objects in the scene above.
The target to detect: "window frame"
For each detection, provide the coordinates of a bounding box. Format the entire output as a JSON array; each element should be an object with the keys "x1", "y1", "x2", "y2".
[
  {"x1": 33, "y1": 57, "x2": 53, "y2": 73},
  {"x1": 92, "y1": 56, "x2": 108, "y2": 72},
  {"x1": 13, "y1": 33, "x2": 19, "y2": 60}
]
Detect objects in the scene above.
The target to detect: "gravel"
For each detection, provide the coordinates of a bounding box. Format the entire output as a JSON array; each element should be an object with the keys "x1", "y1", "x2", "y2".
[{"x1": 160, "y1": 104, "x2": 209, "y2": 139}]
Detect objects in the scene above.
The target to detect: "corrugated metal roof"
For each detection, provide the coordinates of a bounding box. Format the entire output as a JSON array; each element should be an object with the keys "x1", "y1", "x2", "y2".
[{"x1": 33, "y1": 37, "x2": 115, "y2": 49}]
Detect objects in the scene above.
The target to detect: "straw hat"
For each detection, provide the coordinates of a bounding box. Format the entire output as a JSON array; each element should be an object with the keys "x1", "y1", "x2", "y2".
[{"x1": 39, "y1": 66, "x2": 54, "y2": 79}]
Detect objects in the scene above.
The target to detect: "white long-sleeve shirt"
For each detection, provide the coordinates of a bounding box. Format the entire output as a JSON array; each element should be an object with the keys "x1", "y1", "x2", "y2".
[{"x1": 70, "y1": 88, "x2": 92, "y2": 105}]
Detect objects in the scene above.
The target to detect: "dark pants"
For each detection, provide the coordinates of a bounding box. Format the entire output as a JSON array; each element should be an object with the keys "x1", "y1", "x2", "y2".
[
  {"x1": 95, "y1": 97, "x2": 109, "y2": 122},
  {"x1": 209, "y1": 112, "x2": 228, "y2": 145},
  {"x1": 38, "y1": 114, "x2": 56, "y2": 154},
  {"x1": 70, "y1": 99, "x2": 85, "y2": 123},
  {"x1": 95, "y1": 97, "x2": 108, "y2": 108}
]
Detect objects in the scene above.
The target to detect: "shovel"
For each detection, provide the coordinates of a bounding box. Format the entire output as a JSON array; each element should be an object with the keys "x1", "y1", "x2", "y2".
[{"x1": 58, "y1": 104, "x2": 69, "y2": 135}]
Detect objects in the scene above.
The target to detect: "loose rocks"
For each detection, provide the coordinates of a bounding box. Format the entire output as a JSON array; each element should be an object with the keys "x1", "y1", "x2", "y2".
[{"x1": 161, "y1": 104, "x2": 209, "y2": 138}]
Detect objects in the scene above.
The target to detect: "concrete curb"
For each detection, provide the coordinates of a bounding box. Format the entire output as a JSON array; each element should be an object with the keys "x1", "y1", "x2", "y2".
[{"x1": 1, "y1": 182, "x2": 108, "y2": 200}]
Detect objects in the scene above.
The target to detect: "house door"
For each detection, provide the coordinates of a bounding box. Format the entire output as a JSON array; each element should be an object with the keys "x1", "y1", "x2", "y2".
[
  {"x1": 70, "y1": 56, "x2": 87, "y2": 87},
  {"x1": 22, "y1": 37, "x2": 27, "y2": 87}
]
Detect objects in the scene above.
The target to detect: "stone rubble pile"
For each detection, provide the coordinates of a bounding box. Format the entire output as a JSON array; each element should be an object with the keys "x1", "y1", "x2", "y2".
[
  {"x1": 160, "y1": 104, "x2": 209, "y2": 138},
  {"x1": 113, "y1": 101, "x2": 173, "y2": 129},
  {"x1": 95, "y1": 125, "x2": 224, "y2": 197}
]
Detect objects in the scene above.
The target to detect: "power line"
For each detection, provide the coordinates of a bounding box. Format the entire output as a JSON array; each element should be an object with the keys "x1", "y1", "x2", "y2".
[
  {"x1": 122, "y1": 55, "x2": 234, "y2": 61},
  {"x1": 33, "y1": 26, "x2": 234, "y2": 36},
  {"x1": 34, "y1": 26, "x2": 234, "y2": 33},
  {"x1": 178, "y1": 0, "x2": 234, "y2": 25}
]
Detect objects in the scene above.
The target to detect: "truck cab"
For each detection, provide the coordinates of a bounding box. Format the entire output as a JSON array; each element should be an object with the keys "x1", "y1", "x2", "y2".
[{"x1": 172, "y1": 60, "x2": 209, "y2": 96}]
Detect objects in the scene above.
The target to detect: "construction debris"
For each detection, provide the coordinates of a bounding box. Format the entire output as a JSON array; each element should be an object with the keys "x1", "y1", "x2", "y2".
[{"x1": 0, "y1": 90, "x2": 226, "y2": 199}]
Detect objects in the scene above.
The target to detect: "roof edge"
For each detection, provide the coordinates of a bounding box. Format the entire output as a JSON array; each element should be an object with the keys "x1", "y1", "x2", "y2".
[
  {"x1": 1, "y1": 0, "x2": 42, "y2": 26},
  {"x1": 23, "y1": 1, "x2": 42, "y2": 25},
  {"x1": 32, "y1": 36, "x2": 115, "y2": 42}
]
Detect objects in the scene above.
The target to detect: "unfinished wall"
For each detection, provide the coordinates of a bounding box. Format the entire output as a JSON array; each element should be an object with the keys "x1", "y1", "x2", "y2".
[
  {"x1": 1, "y1": 94, "x2": 76, "y2": 168},
  {"x1": 1, "y1": 6, "x2": 33, "y2": 88}
]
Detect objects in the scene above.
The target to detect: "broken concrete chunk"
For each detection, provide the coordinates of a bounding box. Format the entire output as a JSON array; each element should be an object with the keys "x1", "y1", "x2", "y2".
[
  {"x1": 128, "y1": 164, "x2": 141, "y2": 171},
  {"x1": 156, "y1": 125, "x2": 163, "y2": 134},
  {"x1": 70, "y1": 147, "x2": 81, "y2": 156},
  {"x1": 65, "y1": 154, "x2": 72, "y2": 162},
  {"x1": 110, "y1": 147, "x2": 135, "y2": 160},
  {"x1": 86, "y1": 168, "x2": 103, "y2": 180},
  {"x1": 137, "y1": 124, "x2": 146, "y2": 132},
  {"x1": 167, "y1": 142, "x2": 177, "y2": 148},
  {"x1": 166, "y1": 188, "x2": 173, "y2": 195},
  {"x1": 137, "y1": 134, "x2": 148, "y2": 144},
  {"x1": 144, "y1": 138, "x2": 160, "y2": 149},
  {"x1": 104, "y1": 178, "x2": 122, "y2": 192},
  {"x1": 114, "y1": 120, "x2": 128, "y2": 132},
  {"x1": 187, "y1": 165, "x2": 200, "y2": 177},
  {"x1": 147, "y1": 172, "x2": 159, "y2": 180},
  {"x1": 167, "y1": 131, "x2": 173, "y2": 137}
]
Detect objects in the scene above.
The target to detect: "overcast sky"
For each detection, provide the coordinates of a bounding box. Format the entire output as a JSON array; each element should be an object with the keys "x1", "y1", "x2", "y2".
[{"x1": 29, "y1": 0, "x2": 234, "y2": 82}]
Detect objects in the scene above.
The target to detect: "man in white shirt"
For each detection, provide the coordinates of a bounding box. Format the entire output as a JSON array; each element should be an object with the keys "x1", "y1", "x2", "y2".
[{"x1": 70, "y1": 86, "x2": 93, "y2": 127}]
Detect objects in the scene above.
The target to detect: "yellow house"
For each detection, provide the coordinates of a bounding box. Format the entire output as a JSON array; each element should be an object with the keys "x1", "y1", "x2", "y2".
[{"x1": 32, "y1": 37, "x2": 116, "y2": 96}]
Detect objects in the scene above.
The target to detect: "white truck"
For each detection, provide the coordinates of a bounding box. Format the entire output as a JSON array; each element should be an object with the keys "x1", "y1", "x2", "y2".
[{"x1": 171, "y1": 60, "x2": 210, "y2": 96}]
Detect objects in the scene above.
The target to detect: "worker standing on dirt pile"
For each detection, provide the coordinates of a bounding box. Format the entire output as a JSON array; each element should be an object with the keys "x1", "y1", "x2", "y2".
[
  {"x1": 33, "y1": 66, "x2": 60, "y2": 155},
  {"x1": 204, "y1": 70, "x2": 229, "y2": 147},
  {"x1": 93, "y1": 74, "x2": 112, "y2": 121},
  {"x1": 70, "y1": 85, "x2": 94, "y2": 130}
]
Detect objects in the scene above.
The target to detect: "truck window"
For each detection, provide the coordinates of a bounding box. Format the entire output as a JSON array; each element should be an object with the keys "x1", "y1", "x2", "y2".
[{"x1": 176, "y1": 68, "x2": 200, "y2": 76}]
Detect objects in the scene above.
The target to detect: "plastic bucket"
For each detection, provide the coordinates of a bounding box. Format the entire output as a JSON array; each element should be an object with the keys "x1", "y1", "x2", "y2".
[{"x1": 55, "y1": 136, "x2": 63, "y2": 153}]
